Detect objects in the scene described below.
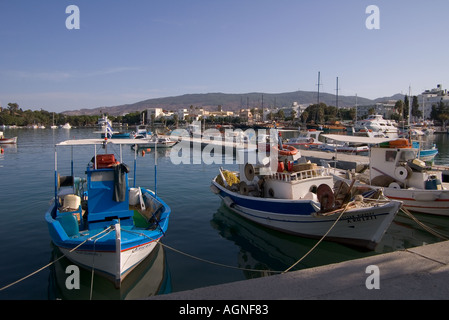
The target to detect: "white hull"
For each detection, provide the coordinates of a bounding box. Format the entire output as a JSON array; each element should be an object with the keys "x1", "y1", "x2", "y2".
[
  {"x1": 382, "y1": 188, "x2": 449, "y2": 216},
  {"x1": 58, "y1": 240, "x2": 159, "y2": 285},
  {"x1": 0, "y1": 136, "x2": 17, "y2": 144},
  {"x1": 213, "y1": 180, "x2": 400, "y2": 250}
]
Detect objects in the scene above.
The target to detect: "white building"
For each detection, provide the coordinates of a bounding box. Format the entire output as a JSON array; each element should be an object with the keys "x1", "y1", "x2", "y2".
[
  {"x1": 421, "y1": 84, "x2": 449, "y2": 120},
  {"x1": 146, "y1": 108, "x2": 164, "y2": 121}
]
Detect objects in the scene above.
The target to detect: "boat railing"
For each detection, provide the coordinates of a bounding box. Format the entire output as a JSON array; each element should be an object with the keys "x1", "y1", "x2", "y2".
[{"x1": 268, "y1": 167, "x2": 330, "y2": 182}]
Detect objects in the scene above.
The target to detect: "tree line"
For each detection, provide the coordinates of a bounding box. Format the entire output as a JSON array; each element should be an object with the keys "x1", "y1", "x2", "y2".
[{"x1": 0, "y1": 103, "x2": 145, "y2": 127}]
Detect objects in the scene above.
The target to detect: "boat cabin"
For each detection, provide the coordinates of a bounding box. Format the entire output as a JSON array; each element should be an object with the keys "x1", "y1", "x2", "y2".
[
  {"x1": 55, "y1": 154, "x2": 133, "y2": 234},
  {"x1": 86, "y1": 154, "x2": 132, "y2": 223},
  {"x1": 369, "y1": 142, "x2": 443, "y2": 190}
]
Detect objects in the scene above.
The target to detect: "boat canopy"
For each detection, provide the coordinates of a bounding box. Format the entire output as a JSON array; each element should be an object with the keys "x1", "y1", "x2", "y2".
[{"x1": 321, "y1": 134, "x2": 397, "y2": 145}]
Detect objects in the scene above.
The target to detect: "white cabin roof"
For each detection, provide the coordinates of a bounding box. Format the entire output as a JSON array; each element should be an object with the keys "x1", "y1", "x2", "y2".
[
  {"x1": 56, "y1": 138, "x2": 151, "y2": 146},
  {"x1": 321, "y1": 134, "x2": 396, "y2": 145}
]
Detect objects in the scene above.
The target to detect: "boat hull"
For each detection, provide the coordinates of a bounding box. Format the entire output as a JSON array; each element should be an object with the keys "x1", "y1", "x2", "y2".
[
  {"x1": 211, "y1": 180, "x2": 400, "y2": 250},
  {"x1": 45, "y1": 187, "x2": 170, "y2": 287},
  {"x1": 45, "y1": 206, "x2": 164, "y2": 287},
  {"x1": 382, "y1": 188, "x2": 449, "y2": 216},
  {"x1": 57, "y1": 238, "x2": 159, "y2": 286},
  {"x1": 0, "y1": 137, "x2": 17, "y2": 144}
]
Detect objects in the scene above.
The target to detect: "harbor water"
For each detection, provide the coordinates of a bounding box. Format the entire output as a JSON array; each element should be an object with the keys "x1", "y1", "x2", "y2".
[{"x1": 1, "y1": 128, "x2": 449, "y2": 300}]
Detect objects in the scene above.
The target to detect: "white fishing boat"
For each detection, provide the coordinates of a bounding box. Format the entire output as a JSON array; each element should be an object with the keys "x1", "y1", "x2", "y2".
[
  {"x1": 45, "y1": 138, "x2": 171, "y2": 288},
  {"x1": 324, "y1": 134, "x2": 449, "y2": 216},
  {"x1": 134, "y1": 124, "x2": 151, "y2": 139},
  {"x1": 210, "y1": 146, "x2": 401, "y2": 250},
  {"x1": 0, "y1": 131, "x2": 17, "y2": 144},
  {"x1": 285, "y1": 129, "x2": 323, "y2": 150},
  {"x1": 319, "y1": 139, "x2": 369, "y2": 154},
  {"x1": 61, "y1": 123, "x2": 72, "y2": 129},
  {"x1": 140, "y1": 135, "x2": 177, "y2": 148}
]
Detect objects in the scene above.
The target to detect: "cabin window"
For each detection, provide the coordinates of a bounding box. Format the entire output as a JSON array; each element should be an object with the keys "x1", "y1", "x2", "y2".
[
  {"x1": 400, "y1": 150, "x2": 416, "y2": 161},
  {"x1": 385, "y1": 150, "x2": 396, "y2": 162}
]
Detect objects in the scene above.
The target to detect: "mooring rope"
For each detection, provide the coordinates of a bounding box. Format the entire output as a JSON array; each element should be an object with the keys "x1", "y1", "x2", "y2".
[
  {"x1": 0, "y1": 226, "x2": 112, "y2": 292},
  {"x1": 401, "y1": 206, "x2": 449, "y2": 240},
  {"x1": 123, "y1": 206, "x2": 348, "y2": 276},
  {"x1": 89, "y1": 227, "x2": 114, "y2": 300},
  {"x1": 3, "y1": 203, "x2": 448, "y2": 292},
  {"x1": 122, "y1": 229, "x2": 286, "y2": 274},
  {"x1": 282, "y1": 203, "x2": 349, "y2": 273}
]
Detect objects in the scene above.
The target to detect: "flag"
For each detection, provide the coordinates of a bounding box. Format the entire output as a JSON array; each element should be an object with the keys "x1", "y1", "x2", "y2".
[{"x1": 106, "y1": 122, "x2": 113, "y2": 139}]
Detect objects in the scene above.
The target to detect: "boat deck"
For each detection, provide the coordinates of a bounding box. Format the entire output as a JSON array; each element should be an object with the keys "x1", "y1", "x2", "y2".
[{"x1": 301, "y1": 149, "x2": 369, "y2": 171}]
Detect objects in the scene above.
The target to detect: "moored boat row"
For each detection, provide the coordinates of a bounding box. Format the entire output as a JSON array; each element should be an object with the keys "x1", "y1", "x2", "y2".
[{"x1": 40, "y1": 125, "x2": 448, "y2": 289}]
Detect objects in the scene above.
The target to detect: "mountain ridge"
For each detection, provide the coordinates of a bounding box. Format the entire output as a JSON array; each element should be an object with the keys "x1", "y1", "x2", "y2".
[{"x1": 63, "y1": 91, "x2": 404, "y2": 116}]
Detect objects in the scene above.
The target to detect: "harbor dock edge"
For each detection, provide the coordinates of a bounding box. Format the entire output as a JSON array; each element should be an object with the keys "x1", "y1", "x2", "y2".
[{"x1": 149, "y1": 240, "x2": 449, "y2": 300}]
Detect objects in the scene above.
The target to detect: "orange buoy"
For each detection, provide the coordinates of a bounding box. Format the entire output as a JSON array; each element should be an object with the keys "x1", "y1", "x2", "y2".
[{"x1": 278, "y1": 145, "x2": 298, "y2": 156}]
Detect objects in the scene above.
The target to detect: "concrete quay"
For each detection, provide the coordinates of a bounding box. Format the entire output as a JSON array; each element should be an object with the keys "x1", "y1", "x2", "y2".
[{"x1": 150, "y1": 241, "x2": 449, "y2": 300}]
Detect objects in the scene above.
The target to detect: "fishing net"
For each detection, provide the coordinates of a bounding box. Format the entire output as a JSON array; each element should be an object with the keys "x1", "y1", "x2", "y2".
[{"x1": 216, "y1": 170, "x2": 240, "y2": 187}]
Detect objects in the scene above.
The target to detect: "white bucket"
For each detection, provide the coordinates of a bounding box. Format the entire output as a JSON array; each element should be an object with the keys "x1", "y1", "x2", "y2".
[{"x1": 63, "y1": 194, "x2": 81, "y2": 210}]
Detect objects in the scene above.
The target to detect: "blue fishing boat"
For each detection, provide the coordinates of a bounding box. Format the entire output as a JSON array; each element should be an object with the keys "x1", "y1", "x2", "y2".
[
  {"x1": 45, "y1": 138, "x2": 171, "y2": 288},
  {"x1": 412, "y1": 141, "x2": 438, "y2": 163}
]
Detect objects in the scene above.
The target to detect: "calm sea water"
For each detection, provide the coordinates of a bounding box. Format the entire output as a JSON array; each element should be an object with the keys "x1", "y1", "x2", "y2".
[{"x1": 1, "y1": 128, "x2": 449, "y2": 300}]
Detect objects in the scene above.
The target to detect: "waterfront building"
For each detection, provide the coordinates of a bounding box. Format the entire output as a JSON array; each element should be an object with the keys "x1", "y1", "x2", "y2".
[{"x1": 421, "y1": 84, "x2": 449, "y2": 120}]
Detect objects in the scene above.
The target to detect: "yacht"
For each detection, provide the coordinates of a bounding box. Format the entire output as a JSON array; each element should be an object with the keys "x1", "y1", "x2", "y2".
[{"x1": 354, "y1": 114, "x2": 398, "y2": 138}]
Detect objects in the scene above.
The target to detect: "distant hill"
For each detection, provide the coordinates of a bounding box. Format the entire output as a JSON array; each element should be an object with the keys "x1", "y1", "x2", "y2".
[{"x1": 63, "y1": 91, "x2": 404, "y2": 116}]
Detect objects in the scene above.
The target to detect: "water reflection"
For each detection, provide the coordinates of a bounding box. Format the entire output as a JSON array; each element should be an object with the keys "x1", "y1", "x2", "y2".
[
  {"x1": 211, "y1": 203, "x2": 372, "y2": 277},
  {"x1": 48, "y1": 243, "x2": 171, "y2": 300},
  {"x1": 211, "y1": 203, "x2": 449, "y2": 279}
]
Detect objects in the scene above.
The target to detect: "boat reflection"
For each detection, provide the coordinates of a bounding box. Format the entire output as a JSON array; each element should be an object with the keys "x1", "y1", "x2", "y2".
[
  {"x1": 211, "y1": 203, "x2": 372, "y2": 278},
  {"x1": 211, "y1": 203, "x2": 449, "y2": 279},
  {"x1": 377, "y1": 210, "x2": 449, "y2": 252},
  {"x1": 48, "y1": 242, "x2": 171, "y2": 300}
]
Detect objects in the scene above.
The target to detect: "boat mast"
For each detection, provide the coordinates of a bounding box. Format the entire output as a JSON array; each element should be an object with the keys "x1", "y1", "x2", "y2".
[
  {"x1": 336, "y1": 77, "x2": 339, "y2": 109},
  {"x1": 316, "y1": 71, "x2": 321, "y2": 104}
]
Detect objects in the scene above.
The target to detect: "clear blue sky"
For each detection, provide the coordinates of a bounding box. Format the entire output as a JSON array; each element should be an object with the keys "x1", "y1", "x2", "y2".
[{"x1": 1, "y1": 0, "x2": 448, "y2": 112}]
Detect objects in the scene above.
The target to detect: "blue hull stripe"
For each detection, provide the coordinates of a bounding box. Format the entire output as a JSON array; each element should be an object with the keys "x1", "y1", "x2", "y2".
[{"x1": 218, "y1": 189, "x2": 317, "y2": 216}]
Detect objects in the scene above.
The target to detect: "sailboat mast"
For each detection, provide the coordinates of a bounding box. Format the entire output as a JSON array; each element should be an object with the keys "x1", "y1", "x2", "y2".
[
  {"x1": 317, "y1": 71, "x2": 321, "y2": 104},
  {"x1": 336, "y1": 77, "x2": 339, "y2": 108}
]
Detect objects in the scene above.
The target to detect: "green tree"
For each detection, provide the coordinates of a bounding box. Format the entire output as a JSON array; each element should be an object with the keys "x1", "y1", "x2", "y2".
[
  {"x1": 395, "y1": 100, "x2": 404, "y2": 120},
  {"x1": 411, "y1": 96, "x2": 422, "y2": 120}
]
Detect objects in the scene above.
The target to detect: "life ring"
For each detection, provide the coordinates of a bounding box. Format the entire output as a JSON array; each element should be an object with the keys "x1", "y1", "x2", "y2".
[{"x1": 278, "y1": 145, "x2": 298, "y2": 156}]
